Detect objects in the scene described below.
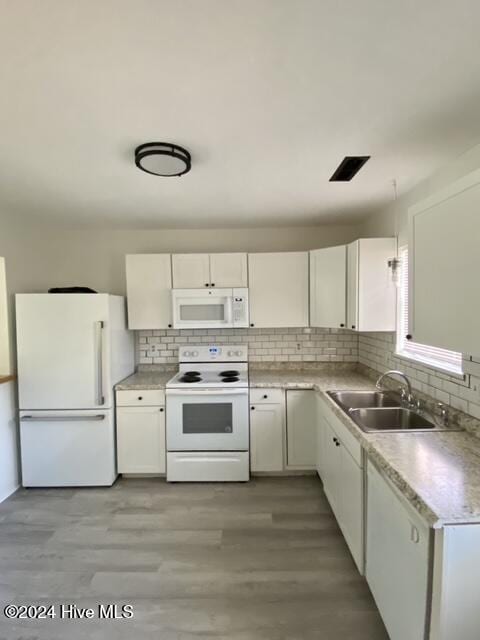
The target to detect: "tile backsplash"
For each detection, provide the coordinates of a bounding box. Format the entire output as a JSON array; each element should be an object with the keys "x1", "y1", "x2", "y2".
[
  {"x1": 137, "y1": 327, "x2": 358, "y2": 365},
  {"x1": 358, "y1": 332, "x2": 480, "y2": 425}
]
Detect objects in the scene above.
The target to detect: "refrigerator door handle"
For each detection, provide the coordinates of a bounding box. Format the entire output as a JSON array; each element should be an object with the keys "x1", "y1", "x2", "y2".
[
  {"x1": 96, "y1": 320, "x2": 105, "y2": 406},
  {"x1": 20, "y1": 414, "x2": 106, "y2": 422}
]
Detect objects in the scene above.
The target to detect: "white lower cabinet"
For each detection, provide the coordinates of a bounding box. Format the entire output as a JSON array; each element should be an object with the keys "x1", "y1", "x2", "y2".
[
  {"x1": 367, "y1": 461, "x2": 430, "y2": 640},
  {"x1": 116, "y1": 391, "x2": 166, "y2": 474},
  {"x1": 286, "y1": 390, "x2": 316, "y2": 469},
  {"x1": 320, "y1": 412, "x2": 364, "y2": 572},
  {"x1": 250, "y1": 388, "x2": 285, "y2": 472}
]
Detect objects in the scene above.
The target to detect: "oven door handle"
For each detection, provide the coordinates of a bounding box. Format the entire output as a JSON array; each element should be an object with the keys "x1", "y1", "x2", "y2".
[{"x1": 166, "y1": 388, "x2": 248, "y2": 396}]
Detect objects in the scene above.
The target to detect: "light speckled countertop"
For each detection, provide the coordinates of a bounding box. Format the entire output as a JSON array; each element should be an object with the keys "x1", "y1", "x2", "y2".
[
  {"x1": 116, "y1": 367, "x2": 480, "y2": 528},
  {"x1": 116, "y1": 371, "x2": 173, "y2": 390}
]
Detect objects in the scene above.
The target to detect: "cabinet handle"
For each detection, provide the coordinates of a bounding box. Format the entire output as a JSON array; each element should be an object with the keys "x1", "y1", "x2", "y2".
[
  {"x1": 205, "y1": 283, "x2": 209, "y2": 287},
  {"x1": 138, "y1": 396, "x2": 143, "y2": 401},
  {"x1": 159, "y1": 407, "x2": 164, "y2": 412},
  {"x1": 251, "y1": 406, "x2": 255, "y2": 410},
  {"x1": 211, "y1": 283, "x2": 215, "y2": 287},
  {"x1": 340, "y1": 323, "x2": 345, "y2": 328},
  {"x1": 351, "y1": 325, "x2": 356, "y2": 330},
  {"x1": 250, "y1": 323, "x2": 255, "y2": 327},
  {"x1": 333, "y1": 437, "x2": 340, "y2": 447},
  {"x1": 406, "y1": 334, "x2": 413, "y2": 340},
  {"x1": 168, "y1": 323, "x2": 172, "y2": 328},
  {"x1": 263, "y1": 394, "x2": 268, "y2": 399},
  {"x1": 410, "y1": 524, "x2": 420, "y2": 543}
]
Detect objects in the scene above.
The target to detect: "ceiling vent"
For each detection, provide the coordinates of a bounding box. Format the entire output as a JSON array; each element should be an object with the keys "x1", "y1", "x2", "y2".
[{"x1": 329, "y1": 156, "x2": 370, "y2": 182}]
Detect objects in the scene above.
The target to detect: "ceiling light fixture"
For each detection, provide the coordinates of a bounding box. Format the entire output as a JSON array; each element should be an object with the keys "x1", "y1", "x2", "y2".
[{"x1": 135, "y1": 142, "x2": 191, "y2": 177}]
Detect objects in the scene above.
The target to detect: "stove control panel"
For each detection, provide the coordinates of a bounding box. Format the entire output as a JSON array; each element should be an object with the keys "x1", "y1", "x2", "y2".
[{"x1": 179, "y1": 345, "x2": 247, "y2": 362}]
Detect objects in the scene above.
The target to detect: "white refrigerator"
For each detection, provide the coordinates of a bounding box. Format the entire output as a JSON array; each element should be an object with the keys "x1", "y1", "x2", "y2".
[{"x1": 16, "y1": 294, "x2": 135, "y2": 487}]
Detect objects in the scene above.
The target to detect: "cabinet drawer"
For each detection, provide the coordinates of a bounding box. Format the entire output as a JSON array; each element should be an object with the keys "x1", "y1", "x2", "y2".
[
  {"x1": 250, "y1": 388, "x2": 285, "y2": 404},
  {"x1": 116, "y1": 389, "x2": 165, "y2": 407},
  {"x1": 319, "y1": 395, "x2": 362, "y2": 466}
]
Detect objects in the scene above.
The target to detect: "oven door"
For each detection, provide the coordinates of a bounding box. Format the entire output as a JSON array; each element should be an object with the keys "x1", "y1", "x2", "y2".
[
  {"x1": 172, "y1": 289, "x2": 234, "y2": 329},
  {"x1": 166, "y1": 388, "x2": 249, "y2": 451}
]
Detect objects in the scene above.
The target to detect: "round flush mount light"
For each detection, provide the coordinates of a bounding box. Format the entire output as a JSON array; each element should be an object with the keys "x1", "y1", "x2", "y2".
[{"x1": 135, "y1": 142, "x2": 191, "y2": 177}]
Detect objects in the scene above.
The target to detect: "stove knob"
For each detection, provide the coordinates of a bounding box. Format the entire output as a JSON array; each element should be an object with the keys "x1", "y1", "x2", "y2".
[
  {"x1": 227, "y1": 350, "x2": 235, "y2": 357},
  {"x1": 191, "y1": 351, "x2": 198, "y2": 357},
  {"x1": 183, "y1": 351, "x2": 191, "y2": 357},
  {"x1": 235, "y1": 350, "x2": 243, "y2": 357}
]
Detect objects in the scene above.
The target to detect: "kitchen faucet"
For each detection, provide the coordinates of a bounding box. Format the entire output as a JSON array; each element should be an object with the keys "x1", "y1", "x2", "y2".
[{"x1": 376, "y1": 370, "x2": 413, "y2": 404}]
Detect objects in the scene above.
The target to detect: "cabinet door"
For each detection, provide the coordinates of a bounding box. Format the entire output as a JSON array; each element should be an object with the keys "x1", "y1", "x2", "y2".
[
  {"x1": 410, "y1": 169, "x2": 480, "y2": 354},
  {"x1": 250, "y1": 403, "x2": 284, "y2": 472},
  {"x1": 322, "y1": 421, "x2": 342, "y2": 518},
  {"x1": 339, "y1": 446, "x2": 363, "y2": 572},
  {"x1": 172, "y1": 254, "x2": 210, "y2": 288},
  {"x1": 286, "y1": 390, "x2": 316, "y2": 468},
  {"x1": 126, "y1": 254, "x2": 172, "y2": 329},
  {"x1": 209, "y1": 253, "x2": 248, "y2": 288},
  {"x1": 346, "y1": 241, "x2": 358, "y2": 331},
  {"x1": 357, "y1": 238, "x2": 396, "y2": 332},
  {"x1": 248, "y1": 252, "x2": 309, "y2": 328},
  {"x1": 310, "y1": 246, "x2": 346, "y2": 328},
  {"x1": 366, "y1": 462, "x2": 430, "y2": 640},
  {"x1": 117, "y1": 406, "x2": 166, "y2": 473}
]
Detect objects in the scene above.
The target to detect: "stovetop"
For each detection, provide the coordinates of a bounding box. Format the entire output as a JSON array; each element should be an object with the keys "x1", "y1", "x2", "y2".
[{"x1": 166, "y1": 344, "x2": 248, "y2": 389}]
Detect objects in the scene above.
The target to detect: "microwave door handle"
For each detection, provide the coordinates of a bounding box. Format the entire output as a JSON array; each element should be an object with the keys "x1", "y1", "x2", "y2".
[{"x1": 225, "y1": 297, "x2": 234, "y2": 325}]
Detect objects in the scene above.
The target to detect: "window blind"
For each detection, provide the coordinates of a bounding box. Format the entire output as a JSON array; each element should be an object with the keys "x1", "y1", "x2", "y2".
[{"x1": 396, "y1": 247, "x2": 463, "y2": 374}]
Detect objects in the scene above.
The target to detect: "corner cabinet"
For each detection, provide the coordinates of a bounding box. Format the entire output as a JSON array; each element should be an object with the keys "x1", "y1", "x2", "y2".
[
  {"x1": 116, "y1": 390, "x2": 166, "y2": 474},
  {"x1": 346, "y1": 238, "x2": 396, "y2": 332},
  {"x1": 172, "y1": 253, "x2": 247, "y2": 289},
  {"x1": 286, "y1": 390, "x2": 316, "y2": 469},
  {"x1": 310, "y1": 245, "x2": 347, "y2": 329},
  {"x1": 125, "y1": 254, "x2": 172, "y2": 329},
  {"x1": 248, "y1": 252, "x2": 309, "y2": 328},
  {"x1": 409, "y1": 168, "x2": 480, "y2": 355}
]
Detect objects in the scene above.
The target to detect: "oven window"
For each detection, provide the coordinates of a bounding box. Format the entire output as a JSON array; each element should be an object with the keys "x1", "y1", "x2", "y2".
[
  {"x1": 179, "y1": 304, "x2": 225, "y2": 321},
  {"x1": 183, "y1": 403, "x2": 233, "y2": 434}
]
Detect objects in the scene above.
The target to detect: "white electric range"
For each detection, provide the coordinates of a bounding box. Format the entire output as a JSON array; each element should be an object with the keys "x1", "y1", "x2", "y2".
[{"x1": 165, "y1": 345, "x2": 250, "y2": 482}]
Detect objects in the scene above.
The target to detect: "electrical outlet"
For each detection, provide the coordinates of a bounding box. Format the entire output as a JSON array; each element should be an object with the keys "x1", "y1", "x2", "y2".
[
  {"x1": 148, "y1": 344, "x2": 160, "y2": 357},
  {"x1": 471, "y1": 377, "x2": 480, "y2": 401}
]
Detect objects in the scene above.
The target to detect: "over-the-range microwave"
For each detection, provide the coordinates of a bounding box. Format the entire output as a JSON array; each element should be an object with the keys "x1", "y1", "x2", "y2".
[{"x1": 171, "y1": 288, "x2": 249, "y2": 329}]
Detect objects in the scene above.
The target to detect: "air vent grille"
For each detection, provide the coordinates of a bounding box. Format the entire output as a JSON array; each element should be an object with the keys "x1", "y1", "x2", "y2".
[{"x1": 329, "y1": 156, "x2": 370, "y2": 182}]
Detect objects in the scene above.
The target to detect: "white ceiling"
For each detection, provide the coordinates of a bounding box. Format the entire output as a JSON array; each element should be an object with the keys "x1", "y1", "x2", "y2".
[{"x1": 2, "y1": 0, "x2": 480, "y2": 228}]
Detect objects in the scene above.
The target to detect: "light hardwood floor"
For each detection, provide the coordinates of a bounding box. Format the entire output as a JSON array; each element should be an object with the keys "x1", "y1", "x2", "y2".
[{"x1": 0, "y1": 476, "x2": 388, "y2": 639}]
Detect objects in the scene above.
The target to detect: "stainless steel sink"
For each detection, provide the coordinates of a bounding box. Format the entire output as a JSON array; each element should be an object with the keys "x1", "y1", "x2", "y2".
[
  {"x1": 327, "y1": 390, "x2": 401, "y2": 410},
  {"x1": 349, "y1": 407, "x2": 436, "y2": 432}
]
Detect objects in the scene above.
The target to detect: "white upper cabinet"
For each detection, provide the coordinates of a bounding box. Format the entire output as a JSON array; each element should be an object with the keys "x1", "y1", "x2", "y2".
[
  {"x1": 310, "y1": 245, "x2": 346, "y2": 329},
  {"x1": 409, "y1": 168, "x2": 480, "y2": 355},
  {"x1": 172, "y1": 253, "x2": 247, "y2": 289},
  {"x1": 172, "y1": 254, "x2": 211, "y2": 288},
  {"x1": 125, "y1": 254, "x2": 172, "y2": 330},
  {"x1": 248, "y1": 252, "x2": 309, "y2": 328},
  {"x1": 346, "y1": 238, "x2": 396, "y2": 332},
  {"x1": 209, "y1": 253, "x2": 248, "y2": 288}
]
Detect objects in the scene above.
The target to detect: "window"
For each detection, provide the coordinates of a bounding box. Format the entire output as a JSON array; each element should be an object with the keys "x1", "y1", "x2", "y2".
[{"x1": 396, "y1": 246, "x2": 463, "y2": 375}]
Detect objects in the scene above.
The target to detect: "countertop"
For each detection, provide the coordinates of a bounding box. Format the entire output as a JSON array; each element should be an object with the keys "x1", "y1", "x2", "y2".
[
  {"x1": 116, "y1": 367, "x2": 480, "y2": 528},
  {"x1": 116, "y1": 371, "x2": 173, "y2": 390}
]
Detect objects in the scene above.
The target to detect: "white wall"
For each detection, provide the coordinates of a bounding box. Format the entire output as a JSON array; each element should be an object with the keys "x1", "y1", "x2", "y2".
[
  {"x1": 361, "y1": 141, "x2": 480, "y2": 244},
  {"x1": 0, "y1": 215, "x2": 360, "y2": 296},
  {"x1": 0, "y1": 381, "x2": 19, "y2": 501}
]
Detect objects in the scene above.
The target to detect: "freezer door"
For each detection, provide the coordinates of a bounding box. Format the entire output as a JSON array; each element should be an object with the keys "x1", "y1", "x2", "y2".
[
  {"x1": 16, "y1": 294, "x2": 111, "y2": 409},
  {"x1": 19, "y1": 410, "x2": 116, "y2": 487}
]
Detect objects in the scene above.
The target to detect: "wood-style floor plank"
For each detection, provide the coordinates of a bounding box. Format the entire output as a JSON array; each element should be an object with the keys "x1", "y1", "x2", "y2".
[{"x1": 0, "y1": 476, "x2": 388, "y2": 639}]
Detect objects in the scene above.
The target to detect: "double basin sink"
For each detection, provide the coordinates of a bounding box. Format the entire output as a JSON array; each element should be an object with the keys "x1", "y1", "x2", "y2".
[{"x1": 327, "y1": 390, "x2": 443, "y2": 433}]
